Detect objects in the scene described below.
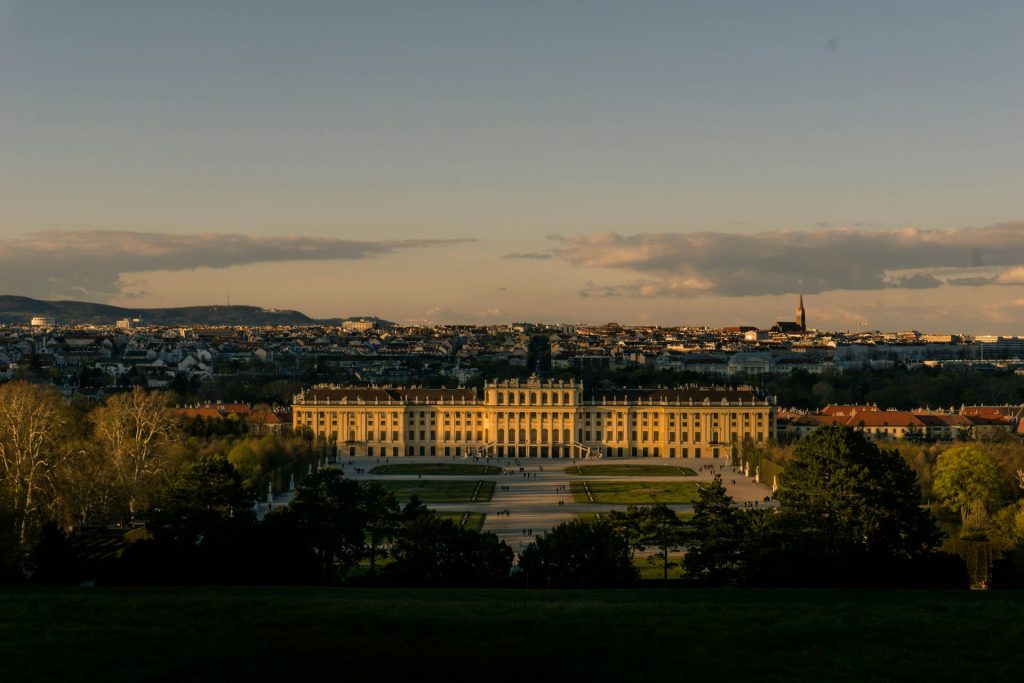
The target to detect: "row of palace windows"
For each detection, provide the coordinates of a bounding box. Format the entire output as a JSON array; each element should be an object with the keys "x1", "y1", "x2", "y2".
[
  {"x1": 352, "y1": 445, "x2": 723, "y2": 459},
  {"x1": 494, "y1": 411, "x2": 572, "y2": 421},
  {"x1": 366, "y1": 430, "x2": 488, "y2": 442},
  {"x1": 577, "y1": 430, "x2": 763, "y2": 444},
  {"x1": 495, "y1": 391, "x2": 574, "y2": 406},
  {"x1": 496, "y1": 428, "x2": 572, "y2": 443}
]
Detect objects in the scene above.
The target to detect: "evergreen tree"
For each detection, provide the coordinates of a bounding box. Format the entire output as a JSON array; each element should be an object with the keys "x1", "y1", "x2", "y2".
[
  {"x1": 684, "y1": 476, "x2": 744, "y2": 584},
  {"x1": 776, "y1": 425, "x2": 940, "y2": 561}
]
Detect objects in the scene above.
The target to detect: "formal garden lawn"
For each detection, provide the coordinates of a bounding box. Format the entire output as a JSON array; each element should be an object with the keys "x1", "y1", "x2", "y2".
[
  {"x1": 570, "y1": 481, "x2": 701, "y2": 504},
  {"x1": 435, "y1": 512, "x2": 487, "y2": 533},
  {"x1": 2, "y1": 587, "x2": 1023, "y2": 682},
  {"x1": 634, "y1": 555, "x2": 686, "y2": 580},
  {"x1": 565, "y1": 464, "x2": 697, "y2": 477},
  {"x1": 377, "y1": 480, "x2": 495, "y2": 503},
  {"x1": 369, "y1": 463, "x2": 501, "y2": 476}
]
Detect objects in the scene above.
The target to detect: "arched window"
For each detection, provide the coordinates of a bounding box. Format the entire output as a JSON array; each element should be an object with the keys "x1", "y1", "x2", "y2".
[
  {"x1": 497, "y1": 428, "x2": 505, "y2": 442},
  {"x1": 552, "y1": 393, "x2": 559, "y2": 405},
  {"x1": 496, "y1": 393, "x2": 504, "y2": 404},
  {"x1": 563, "y1": 392, "x2": 570, "y2": 404},
  {"x1": 563, "y1": 429, "x2": 570, "y2": 443},
  {"x1": 530, "y1": 428, "x2": 538, "y2": 442},
  {"x1": 541, "y1": 428, "x2": 549, "y2": 442},
  {"x1": 530, "y1": 392, "x2": 537, "y2": 405},
  {"x1": 518, "y1": 428, "x2": 526, "y2": 442}
]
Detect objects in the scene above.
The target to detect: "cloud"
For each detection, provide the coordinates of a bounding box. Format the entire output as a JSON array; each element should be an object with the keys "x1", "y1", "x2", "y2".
[
  {"x1": 552, "y1": 221, "x2": 1024, "y2": 298},
  {"x1": 995, "y1": 266, "x2": 1024, "y2": 285},
  {"x1": 502, "y1": 252, "x2": 552, "y2": 260},
  {"x1": 0, "y1": 230, "x2": 473, "y2": 300},
  {"x1": 408, "y1": 305, "x2": 506, "y2": 325}
]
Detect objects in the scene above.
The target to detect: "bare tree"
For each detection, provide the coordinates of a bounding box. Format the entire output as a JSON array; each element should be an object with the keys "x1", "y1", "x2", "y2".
[
  {"x1": 248, "y1": 403, "x2": 274, "y2": 436},
  {"x1": 0, "y1": 381, "x2": 73, "y2": 555},
  {"x1": 90, "y1": 387, "x2": 180, "y2": 521},
  {"x1": 54, "y1": 440, "x2": 121, "y2": 528}
]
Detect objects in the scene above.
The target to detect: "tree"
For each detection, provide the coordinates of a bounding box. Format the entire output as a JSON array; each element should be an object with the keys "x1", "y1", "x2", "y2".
[
  {"x1": 640, "y1": 504, "x2": 686, "y2": 581},
  {"x1": 247, "y1": 403, "x2": 274, "y2": 436},
  {"x1": 358, "y1": 481, "x2": 400, "y2": 575},
  {"x1": 933, "y1": 446, "x2": 1008, "y2": 527},
  {"x1": 387, "y1": 515, "x2": 512, "y2": 585},
  {"x1": 518, "y1": 519, "x2": 637, "y2": 587},
  {"x1": 684, "y1": 476, "x2": 745, "y2": 584},
  {"x1": 54, "y1": 440, "x2": 120, "y2": 528},
  {"x1": 401, "y1": 494, "x2": 431, "y2": 521},
  {"x1": 607, "y1": 505, "x2": 648, "y2": 560},
  {"x1": 227, "y1": 442, "x2": 261, "y2": 484},
  {"x1": 0, "y1": 382, "x2": 74, "y2": 566},
  {"x1": 147, "y1": 457, "x2": 256, "y2": 548},
  {"x1": 283, "y1": 469, "x2": 366, "y2": 582},
  {"x1": 776, "y1": 425, "x2": 940, "y2": 560},
  {"x1": 90, "y1": 387, "x2": 180, "y2": 521}
]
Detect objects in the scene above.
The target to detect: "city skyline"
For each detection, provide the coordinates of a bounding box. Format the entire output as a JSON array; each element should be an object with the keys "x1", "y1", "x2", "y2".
[{"x1": 1, "y1": 2, "x2": 1022, "y2": 332}]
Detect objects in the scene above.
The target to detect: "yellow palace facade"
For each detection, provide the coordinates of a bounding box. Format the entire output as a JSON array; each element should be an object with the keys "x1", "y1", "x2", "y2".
[{"x1": 292, "y1": 377, "x2": 776, "y2": 460}]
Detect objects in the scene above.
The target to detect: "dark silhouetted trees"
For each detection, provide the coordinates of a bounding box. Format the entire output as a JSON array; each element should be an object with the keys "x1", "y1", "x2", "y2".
[{"x1": 519, "y1": 519, "x2": 637, "y2": 587}]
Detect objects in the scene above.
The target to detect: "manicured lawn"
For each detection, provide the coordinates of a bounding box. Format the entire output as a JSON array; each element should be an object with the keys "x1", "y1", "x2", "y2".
[
  {"x1": 566, "y1": 464, "x2": 696, "y2": 477},
  {"x1": 571, "y1": 480, "x2": 701, "y2": 504},
  {"x1": 377, "y1": 480, "x2": 495, "y2": 503},
  {"x1": 634, "y1": 554, "x2": 686, "y2": 580},
  {"x1": 370, "y1": 463, "x2": 501, "y2": 476},
  {"x1": 435, "y1": 512, "x2": 487, "y2": 532},
  {"x1": 2, "y1": 587, "x2": 1023, "y2": 682}
]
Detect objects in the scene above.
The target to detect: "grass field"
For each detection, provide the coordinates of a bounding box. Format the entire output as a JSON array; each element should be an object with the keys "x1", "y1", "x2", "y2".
[
  {"x1": 370, "y1": 463, "x2": 502, "y2": 476},
  {"x1": 377, "y1": 480, "x2": 495, "y2": 503},
  {"x1": 1, "y1": 587, "x2": 1022, "y2": 682},
  {"x1": 566, "y1": 464, "x2": 697, "y2": 477},
  {"x1": 435, "y1": 512, "x2": 487, "y2": 532},
  {"x1": 635, "y1": 554, "x2": 686, "y2": 580},
  {"x1": 571, "y1": 480, "x2": 701, "y2": 504}
]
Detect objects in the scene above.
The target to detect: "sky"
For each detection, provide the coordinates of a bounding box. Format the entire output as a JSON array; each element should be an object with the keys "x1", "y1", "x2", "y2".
[{"x1": 0, "y1": 1, "x2": 1022, "y2": 333}]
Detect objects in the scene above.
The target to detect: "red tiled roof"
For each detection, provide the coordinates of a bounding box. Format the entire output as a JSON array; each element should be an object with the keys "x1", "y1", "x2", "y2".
[
  {"x1": 846, "y1": 411, "x2": 924, "y2": 428},
  {"x1": 173, "y1": 407, "x2": 226, "y2": 420}
]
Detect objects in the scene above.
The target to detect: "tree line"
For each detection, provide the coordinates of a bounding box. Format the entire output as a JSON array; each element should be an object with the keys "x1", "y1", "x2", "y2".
[
  {"x1": 5, "y1": 376, "x2": 1024, "y2": 587},
  {"x1": 521, "y1": 426, "x2": 967, "y2": 588},
  {"x1": 0, "y1": 381, "x2": 318, "y2": 579}
]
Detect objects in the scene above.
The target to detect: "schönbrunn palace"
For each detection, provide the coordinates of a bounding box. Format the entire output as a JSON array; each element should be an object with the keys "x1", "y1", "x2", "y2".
[{"x1": 293, "y1": 377, "x2": 777, "y2": 459}]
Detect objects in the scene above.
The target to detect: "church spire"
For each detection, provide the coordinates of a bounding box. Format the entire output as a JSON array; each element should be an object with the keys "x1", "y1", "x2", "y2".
[{"x1": 796, "y1": 291, "x2": 806, "y2": 332}]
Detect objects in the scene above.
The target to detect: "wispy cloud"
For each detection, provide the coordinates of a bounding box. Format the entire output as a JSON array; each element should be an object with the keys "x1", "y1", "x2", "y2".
[
  {"x1": 0, "y1": 230, "x2": 474, "y2": 300},
  {"x1": 502, "y1": 251, "x2": 552, "y2": 260},
  {"x1": 552, "y1": 221, "x2": 1024, "y2": 298}
]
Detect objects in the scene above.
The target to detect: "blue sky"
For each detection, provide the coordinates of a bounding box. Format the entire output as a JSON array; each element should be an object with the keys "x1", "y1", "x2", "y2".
[{"x1": 0, "y1": 1, "x2": 1022, "y2": 331}]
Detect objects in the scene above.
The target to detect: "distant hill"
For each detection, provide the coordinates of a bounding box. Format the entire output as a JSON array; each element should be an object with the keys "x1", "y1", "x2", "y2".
[{"x1": 0, "y1": 295, "x2": 392, "y2": 326}]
